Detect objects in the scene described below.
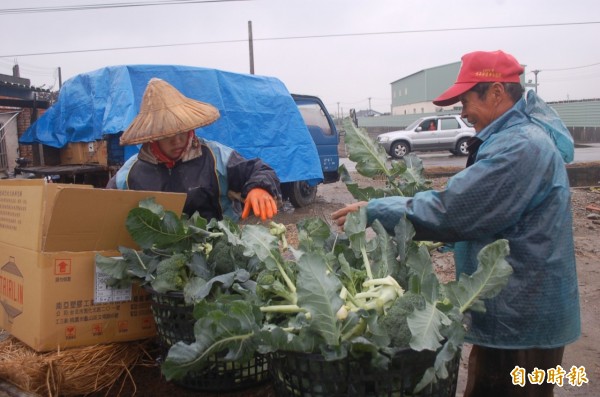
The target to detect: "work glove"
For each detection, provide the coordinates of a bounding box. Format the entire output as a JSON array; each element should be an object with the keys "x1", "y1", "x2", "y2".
[{"x1": 241, "y1": 188, "x2": 278, "y2": 221}]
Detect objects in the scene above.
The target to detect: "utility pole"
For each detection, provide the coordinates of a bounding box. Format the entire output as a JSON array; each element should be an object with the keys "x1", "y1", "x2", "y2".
[
  {"x1": 58, "y1": 67, "x2": 62, "y2": 88},
  {"x1": 337, "y1": 102, "x2": 340, "y2": 120},
  {"x1": 248, "y1": 21, "x2": 254, "y2": 75},
  {"x1": 532, "y1": 69, "x2": 540, "y2": 93},
  {"x1": 368, "y1": 97, "x2": 372, "y2": 114}
]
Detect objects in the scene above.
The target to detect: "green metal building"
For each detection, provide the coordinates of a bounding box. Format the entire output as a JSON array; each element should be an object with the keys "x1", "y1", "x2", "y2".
[{"x1": 390, "y1": 62, "x2": 462, "y2": 115}]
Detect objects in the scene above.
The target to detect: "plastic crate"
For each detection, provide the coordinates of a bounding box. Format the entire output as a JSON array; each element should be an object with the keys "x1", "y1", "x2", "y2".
[
  {"x1": 147, "y1": 288, "x2": 270, "y2": 391},
  {"x1": 268, "y1": 348, "x2": 460, "y2": 397}
]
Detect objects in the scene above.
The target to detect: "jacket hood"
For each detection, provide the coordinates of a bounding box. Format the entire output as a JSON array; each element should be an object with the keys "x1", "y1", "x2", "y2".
[{"x1": 523, "y1": 90, "x2": 574, "y2": 163}]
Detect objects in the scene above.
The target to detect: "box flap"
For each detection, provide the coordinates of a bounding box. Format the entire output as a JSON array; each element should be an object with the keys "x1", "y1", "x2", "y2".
[
  {"x1": 0, "y1": 179, "x2": 47, "y2": 251},
  {"x1": 43, "y1": 188, "x2": 186, "y2": 252},
  {"x1": 42, "y1": 183, "x2": 94, "y2": 236}
]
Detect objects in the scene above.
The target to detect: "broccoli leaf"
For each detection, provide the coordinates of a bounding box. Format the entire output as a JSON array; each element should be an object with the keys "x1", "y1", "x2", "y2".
[
  {"x1": 94, "y1": 254, "x2": 132, "y2": 288},
  {"x1": 126, "y1": 206, "x2": 188, "y2": 250},
  {"x1": 239, "y1": 224, "x2": 279, "y2": 261},
  {"x1": 414, "y1": 316, "x2": 464, "y2": 392},
  {"x1": 296, "y1": 217, "x2": 332, "y2": 252},
  {"x1": 339, "y1": 164, "x2": 388, "y2": 201},
  {"x1": 342, "y1": 118, "x2": 390, "y2": 179},
  {"x1": 137, "y1": 197, "x2": 165, "y2": 217},
  {"x1": 188, "y1": 251, "x2": 212, "y2": 280},
  {"x1": 395, "y1": 154, "x2": 432, "y2": 196},
  {"x1": 296, "y1": 252, "x2": 344, "y2": 346},
  {"x1": 344, "y1": 207, "x2": 369, "y2": 259},
  {"x1": 185, "y1": 269, "x2": 251, "y2": 302},
  {"x1": 162, "y1": 300, "x2": 262, "y2": 380},
  {"x1": 369, "y1": 220, "x2": 399, "y2": 279},
  {"x1": 408, "y1": 301, "x2": 452, "y2": 351},
  {"x1": 340, "y1": 119, "x2": 432, "y2": 198},
  {"x1": 443, "y1": 239, "x2": 512, "y2": 313},
  {"x1": 95, "y1": 247, "x2": 158, "y2": 288}
]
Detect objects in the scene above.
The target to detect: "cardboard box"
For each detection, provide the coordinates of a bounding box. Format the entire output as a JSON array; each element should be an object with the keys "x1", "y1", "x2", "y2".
[
  {"x1": 60, "y1": 141, "x2": 108, "y2": 166},
  {"x1": 0, "y1": 179, "x2": 186, "y2": 352}
]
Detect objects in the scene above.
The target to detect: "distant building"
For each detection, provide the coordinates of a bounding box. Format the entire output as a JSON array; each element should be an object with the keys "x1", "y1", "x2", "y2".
[{"x1": 355, "y1": 109, "x2": 382, "y2": 117}]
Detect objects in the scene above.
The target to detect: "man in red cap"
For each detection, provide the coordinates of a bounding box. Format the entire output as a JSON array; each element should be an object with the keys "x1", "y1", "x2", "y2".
[{"x1": 332, "y1": 50, "x2": 580, "y2": 396}]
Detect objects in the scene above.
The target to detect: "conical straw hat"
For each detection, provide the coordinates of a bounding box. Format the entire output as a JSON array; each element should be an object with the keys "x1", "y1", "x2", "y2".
[{"x1": 120, "y1": 78, "x2": 220, "y2": 145}]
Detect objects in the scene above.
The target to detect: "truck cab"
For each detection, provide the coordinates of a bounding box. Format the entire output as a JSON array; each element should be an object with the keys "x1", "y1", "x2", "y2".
[{"x1": 284, "y1": 94, "x2": 340, "y2": 207}]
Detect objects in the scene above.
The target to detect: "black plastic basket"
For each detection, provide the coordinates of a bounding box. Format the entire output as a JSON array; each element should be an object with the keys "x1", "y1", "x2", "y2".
[
  {"x1": 268, "y1": 348, "x2": 460, "y2": 397},
  {"x1": 146, "y1": 288, "x2": 270, "y2": 391}
]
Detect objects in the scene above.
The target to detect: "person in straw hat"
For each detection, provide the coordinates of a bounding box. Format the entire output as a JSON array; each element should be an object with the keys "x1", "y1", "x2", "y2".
[
  {"x1": 331, "y1": 50, "x2": 579, "y2": 397},
  {"x1": 107, "y1": 78, "x2": 281, "y2": 222}
]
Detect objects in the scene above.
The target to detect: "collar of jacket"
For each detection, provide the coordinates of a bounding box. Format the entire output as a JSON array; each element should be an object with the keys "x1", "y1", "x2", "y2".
[
  {"x1": 473, "y1": 96, "x2": 525, "y2": 144},
  {"x1": 464, "y1": 97, "x2": 525, "y2": 167},
  {"x1": 465, "y1": 136, "x2": 483, "y2": 167},
  {"x1": 138, "y1": 134, "x2": 204, "y2": 165}
]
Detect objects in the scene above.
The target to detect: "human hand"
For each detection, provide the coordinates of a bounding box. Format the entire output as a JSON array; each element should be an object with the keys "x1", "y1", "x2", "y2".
[
  {"x1": 331, "y1": 201, "x2": 368, "y2": 231},
  {"x1": 242, "y1": 188, "x2": 278, "y2": 221}
]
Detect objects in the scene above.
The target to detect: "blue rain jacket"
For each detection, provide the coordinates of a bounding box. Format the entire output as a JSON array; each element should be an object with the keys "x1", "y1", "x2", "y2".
[{"x1": 367, "y1": 91, "x2": 580, "y2": 349}]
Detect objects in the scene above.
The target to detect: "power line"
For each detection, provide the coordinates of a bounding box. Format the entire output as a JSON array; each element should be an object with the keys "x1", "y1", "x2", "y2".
[
  {"x1": 1, "y1": 21, "x2": 599, "y2": 59},
  {"x1": 0, "y1": 0, "x2": 251, "y2": 15},
  {"x1": 541, "y1": 62, "x2": 600, "y2": 72},
  {"x1": 1, "y1": 39, "x2": 245, "y2": 58}
]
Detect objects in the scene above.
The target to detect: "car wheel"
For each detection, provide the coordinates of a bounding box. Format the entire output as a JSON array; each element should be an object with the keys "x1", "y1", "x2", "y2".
[
  {"x1": 390, "y1": 141, "x2": 410, "y2": 159},
  {"x1": 281, "y1": 181, "x2": 317, "y2": 208},
  {"x1": 456, "y1": 138, "x2": 470, "y2": 156}
]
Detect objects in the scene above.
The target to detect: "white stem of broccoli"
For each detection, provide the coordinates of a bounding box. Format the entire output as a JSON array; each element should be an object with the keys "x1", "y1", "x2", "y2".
[
  {"x1": 260, "y1": 304, "x2": 306, "y2": 314},
  {"x1": 361, "y1": 245, "x2": 373, "y2": 281},
  {"x1": 133, "y1": 251, "x2": 154, "y2": 280}
]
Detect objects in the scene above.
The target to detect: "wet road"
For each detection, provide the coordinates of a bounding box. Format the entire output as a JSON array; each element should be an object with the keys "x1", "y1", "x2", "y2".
[{"x1": 341, "y1": 143, "x2": 600, "y2": 171}]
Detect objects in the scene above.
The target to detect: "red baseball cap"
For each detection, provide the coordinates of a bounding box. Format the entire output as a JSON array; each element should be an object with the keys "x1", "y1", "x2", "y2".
[{"x1": 433, "y1": 50, "x2": 524, "y2": 106}]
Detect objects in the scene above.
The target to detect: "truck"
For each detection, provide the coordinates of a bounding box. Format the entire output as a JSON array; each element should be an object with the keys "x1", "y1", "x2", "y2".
[{"x1": 16, "y1": 65, "x2": 340, "y2": 208}]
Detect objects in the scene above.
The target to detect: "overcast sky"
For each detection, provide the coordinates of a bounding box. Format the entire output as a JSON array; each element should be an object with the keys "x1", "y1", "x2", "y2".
[{"x1": 1, "y1": 0, "x2": 599, "y2": 114}]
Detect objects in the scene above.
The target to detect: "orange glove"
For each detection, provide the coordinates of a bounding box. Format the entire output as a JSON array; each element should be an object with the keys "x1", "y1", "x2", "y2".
[{"x1": 241, "y1": 188, "x2": 278, "y2": 221}]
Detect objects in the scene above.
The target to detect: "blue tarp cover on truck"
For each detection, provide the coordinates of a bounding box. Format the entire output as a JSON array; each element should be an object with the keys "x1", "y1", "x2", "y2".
[{"x1": 20, "y1": 64, "x2": 323, "y2": 184}]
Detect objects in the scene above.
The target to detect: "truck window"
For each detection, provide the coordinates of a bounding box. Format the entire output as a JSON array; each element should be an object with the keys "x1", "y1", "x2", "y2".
[{"x1": 296, "y1": 103, "x2": 333, "y2": 136}]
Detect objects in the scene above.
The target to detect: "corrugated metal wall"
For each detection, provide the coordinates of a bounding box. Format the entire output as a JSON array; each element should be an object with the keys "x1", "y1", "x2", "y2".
[{"x1": 549, "y1": 100, "x2": 600, "y2": 126}]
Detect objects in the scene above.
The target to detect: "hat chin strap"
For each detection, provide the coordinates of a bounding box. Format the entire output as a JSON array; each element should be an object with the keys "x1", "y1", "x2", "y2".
[{"x1": 149, "y1": 131, "x2": 193, "y2": 169}]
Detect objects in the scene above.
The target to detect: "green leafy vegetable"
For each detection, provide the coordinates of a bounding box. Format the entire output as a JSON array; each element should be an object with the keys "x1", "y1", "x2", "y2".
[
  {"x1": 340, "y1": 118, "x2": 432, "y2": 199},
  {"x1": 162, "y1": 209, "x2": 511, "y2": 392},
  {"x1": 103, "y1": 120, "x2": 514, "y2": 394},
  {"x1": 95, "y1": 198, "x2": 258, "y2": 304}
]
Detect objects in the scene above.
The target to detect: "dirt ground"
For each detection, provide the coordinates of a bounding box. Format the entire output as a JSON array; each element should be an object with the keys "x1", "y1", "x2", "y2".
[{"x1": 3, "y1": 169, "x2": 598, "y2": 397}]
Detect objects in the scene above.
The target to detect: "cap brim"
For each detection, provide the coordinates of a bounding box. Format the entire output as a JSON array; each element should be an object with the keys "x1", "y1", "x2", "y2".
[{"x1": 432, "y1": 82, "x2": 477, "y2": 107}]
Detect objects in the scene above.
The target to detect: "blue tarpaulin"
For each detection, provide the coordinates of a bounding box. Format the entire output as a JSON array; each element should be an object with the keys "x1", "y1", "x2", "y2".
[{"x1": 20, "y1": 64, "x2": 323, "y2": 184}]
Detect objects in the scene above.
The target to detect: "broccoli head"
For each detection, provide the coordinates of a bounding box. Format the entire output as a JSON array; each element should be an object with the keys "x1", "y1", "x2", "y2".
[
  {"x1": 378, "y1": 292, "x2": 425, "y2": 348},
  {"x1": 209, "y1": 239, "x2": 247, "y2": 275},
  {"x1": 151, "y1": 253, "x2": 189, "y2": 293},
  {"x1": 255, "y1": 270, "x2": 296, "y2": 304}
]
